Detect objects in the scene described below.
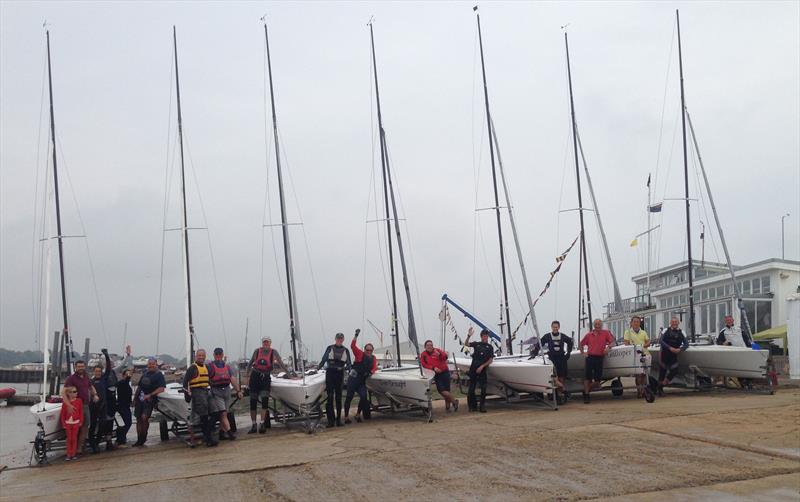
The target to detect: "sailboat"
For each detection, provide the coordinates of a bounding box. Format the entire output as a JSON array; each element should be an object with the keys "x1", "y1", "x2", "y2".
[
  {"x1": 29, "y1": 30, "x2": 73, "y2": 460},
  {"x1": 156, "y1": 27, "x2": 202, "y2": 423},
  {"x1": 361, "y1": 21, "x2": 435, "y2": 415},
  {"x1": 449, "y1": 8, "x2": 554, "y2": 400},
  {"x1": 646, "y1": 11, "x2": 769, "y2": 386},
  {"x1": 257, "y1": 17, "x2": 327, "y2": 415}
]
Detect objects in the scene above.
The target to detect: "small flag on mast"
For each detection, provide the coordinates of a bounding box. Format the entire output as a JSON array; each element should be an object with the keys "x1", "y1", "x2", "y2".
[
  {"x1": 630, "y1": 238, "x2": 639, "y2": 247},
  {"x1": 646, "y1": 174, "x2": 651, "y2": 188},
  {"x1": 648, "y1": 202, "x2": 663, "y2": 213}
]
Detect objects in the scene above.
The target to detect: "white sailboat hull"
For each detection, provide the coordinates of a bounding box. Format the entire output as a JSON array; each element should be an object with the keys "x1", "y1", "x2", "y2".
[
  {"x1": 649, "y1": 344, "x2": 769, "y2": 380},
  {"x1": 366, "y1": 366, "x2": 434, "y2": 408},
  {"x1": 566, "y1": 345, "x2": 652, "y2": 380},
  {"x1": 454, "y1": 355, "x2": 554, "y2": 395},
  {"x1": 156, "y1": 383, "x2": 191, "y2": 421},
  {"x1": 30, "y1": 401, "x2": 64, "y2": 440},
  {"x1": 269, "y1": 371, "x2": 327, "y2": 412}
]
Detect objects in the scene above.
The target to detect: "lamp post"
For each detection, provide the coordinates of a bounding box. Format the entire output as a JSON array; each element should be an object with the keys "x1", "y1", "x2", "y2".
[{"x1": 782, "y1": 213, "x2": 790, "y2": 260}]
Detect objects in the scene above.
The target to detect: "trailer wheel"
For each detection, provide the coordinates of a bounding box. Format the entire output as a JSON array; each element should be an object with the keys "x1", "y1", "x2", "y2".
[
  {"x1": 611, "y1": 379, "x2": 624, "y2": 397},
  {"x1": 32, "y1": 431, "x2": 47, "y2": 465},
  {"x1": 159, "y1": 419, "x2": 169, "y2": 441},
  {"x1": 644, "y1": 386, "x2": 655, "y2": 403}
]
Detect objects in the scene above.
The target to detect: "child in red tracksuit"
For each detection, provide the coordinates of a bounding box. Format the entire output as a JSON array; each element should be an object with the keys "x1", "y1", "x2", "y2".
[{"x1": 61, "y1": 386, "x2": 84, "y2": 460}]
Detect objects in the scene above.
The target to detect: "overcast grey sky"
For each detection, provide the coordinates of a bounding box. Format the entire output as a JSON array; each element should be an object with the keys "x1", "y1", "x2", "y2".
[{"x1": 1, "y1": 1, "x2": 798, "y2": 360}]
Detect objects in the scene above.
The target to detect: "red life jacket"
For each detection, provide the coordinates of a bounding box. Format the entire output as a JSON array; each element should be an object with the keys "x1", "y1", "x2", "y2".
[
  {"x1": 420, "y1": 349, "x2": 449, "y2": 373},
  {"x1": 252, "y1": 348, "x2": 273, "y2": 373},
  {"x1": 210, "y1": 362, "x2": 232, "y2": 387}
]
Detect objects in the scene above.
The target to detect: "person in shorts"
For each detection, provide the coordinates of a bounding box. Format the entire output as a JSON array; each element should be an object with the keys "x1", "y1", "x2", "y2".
[
  {"x1": 579, "y1": 319, "x2": 614, "y2": 404},
  {"x1": 133, "y1": 357, "x2": 165, "y2": 446},
  {"x1": 208, "y1": 347, "x2": 243, "y2": 440},
  {"x1": 420, "y1": 340, "x2": 459, "y2": 412}
]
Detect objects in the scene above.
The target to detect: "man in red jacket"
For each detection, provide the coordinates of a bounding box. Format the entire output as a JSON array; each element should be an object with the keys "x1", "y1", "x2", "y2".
[
  {"x1": 420, "y1": 340, "x2": 459, "y2": 412},
  {"x1": 580, "y1": 319, "x2": 615, "y2": 404}
]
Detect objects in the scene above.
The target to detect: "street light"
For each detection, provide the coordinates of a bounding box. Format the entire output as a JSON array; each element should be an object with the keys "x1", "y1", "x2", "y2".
[{"x1": 781, "y1": 213, "x2": 790, "y2": 260}]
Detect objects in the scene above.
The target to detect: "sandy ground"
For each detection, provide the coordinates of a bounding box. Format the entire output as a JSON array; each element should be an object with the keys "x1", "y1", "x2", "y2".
[{"x1": 1, "y1": 388, "x2": 798, "y2": 501}]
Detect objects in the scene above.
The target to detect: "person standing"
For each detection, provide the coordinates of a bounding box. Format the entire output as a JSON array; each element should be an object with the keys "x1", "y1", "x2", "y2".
[
  {"x1": 60, "y1": 386, "x2": 84, "y2": 461},
  {"x1": 318, "y1": 332, "x2": 351, "y2": 427},
  {"x1": 716, "y1": 316, "x2": 746, "y2": 347},
  {"x1": 62, "y1": 360, "x2": 99, "y2": 455},
  {"x1": 182, "y1": 349, "x2": 218, "y2": 447},
  {"x1": 623, "y1": 317, "x2": 650, "y2": 398},
  {"x1": 344, "y1": 329, "x2": 376, "y2": 424},
  {"x1": 247, "y1": 337, "x2": 288, "y2": 434},
  {"x1": 115, "y1": 368, "x2": 133, "y2": 447},
  {"x1": 465, "y1": 327, "x2": 494, "y2": 413},
  {"x1": 579, "y1": 319, "x2": 615, "y2": 404},
  {"x1": 133, "y1": 357, "x2": 166, "y2": 447},
  {"x1": 208, "y1": 347, "x2": 242, "y2": 441},
  {"x1": 658, "y1": 317, "x2": 689, "y2": 394},
  {"x1": 420, "y1": 340, "x2": 458, "y2": 412},
  {"x1": 540, "y1": 321, "x2": 574, "y2": 405}
]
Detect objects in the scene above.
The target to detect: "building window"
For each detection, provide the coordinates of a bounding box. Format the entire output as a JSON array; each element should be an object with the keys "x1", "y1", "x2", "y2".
[
  {"x1": 716, "y1": 286, "x2": 724, "y2": 298},
  {"x1": 744, "y1": 300, "x2": 756, "y2": 334},
  {"x1": 701, "y1": 289, "x2": 708, "y2": 300},
  {"x1": 724, "y1": 284, "x2": 731, "y2": 296},
  {"x1": 756, "y1": 300, "x2": 772, "y2": 333},
  {"x1": 762, "y1": 276, "x2": 770, "y2": 293},
  {"x1": 743, "y1": 280, "x2": 751, "y2": 295},
  {"x1": 752, "y1": 277, "x2": 761, "y2": 294},
  {"x1": 680, "y1": 294, "x2": 687, "y2": 305},
  {"x1": 710, "y1": 288, "x2": 717, "y2": 299}
]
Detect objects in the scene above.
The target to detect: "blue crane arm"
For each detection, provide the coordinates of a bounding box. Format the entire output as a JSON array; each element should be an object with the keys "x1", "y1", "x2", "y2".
[{"x1": 441, "y1": 294, "x2": 501, "y2": 343}]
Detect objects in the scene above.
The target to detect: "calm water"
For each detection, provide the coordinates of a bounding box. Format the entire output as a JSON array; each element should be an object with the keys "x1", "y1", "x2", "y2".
[{"x1": 0, "y1": 401, "x2": 40, "y2": 467}]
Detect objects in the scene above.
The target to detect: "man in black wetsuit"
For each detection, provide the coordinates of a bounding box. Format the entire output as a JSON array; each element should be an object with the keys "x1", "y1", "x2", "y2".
[
  {"x1": 465, "y1": 327, "x2": 494, "y2": 413},
  {"x1": 540, "y1": 321, "x2": 574, "y2": 405},
  {"x1": 658, "y1": 317, "x2": 689, "y2": 394},
  {"x1": 318, "y1": 332, "x2": 351, "y2": 427},
  {"x1": 116, "y1": 368, "x2": 133, "y2": 447}
]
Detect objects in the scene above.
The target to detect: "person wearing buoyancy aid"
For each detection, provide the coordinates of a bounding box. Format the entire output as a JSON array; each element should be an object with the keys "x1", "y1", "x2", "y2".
[
  {"x1": 540, "y1": 321, "x2": 574, "y2": 405},
  {"x1": 182, "y1": 349, "x2": 218, "y2": 447},
  {"x1": 623, "y1": 316, "x2": 650, "y2": 398},
  {"x1": 209, "y1": 347, "x2": 243, "y2": 441},
  {"x1": 658, "y1": 317, "x2": 689, "y2": 395},
  {"x1": 420, "y1": 340, "x2": 459, "y2": 412},
  {"x1": 344, "y1": 329, "x2": 377, "y2": 424},
  {"x1": 247, "y1": 337, "x2": 288, "y2": 433},
  {"x1": 318, "y1": 332, "x2": 351, "y2": 427}
]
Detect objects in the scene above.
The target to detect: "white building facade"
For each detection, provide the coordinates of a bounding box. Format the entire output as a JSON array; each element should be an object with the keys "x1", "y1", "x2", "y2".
[{"x1": 604, "y1": 258, "x2": 800, "y2": 341}]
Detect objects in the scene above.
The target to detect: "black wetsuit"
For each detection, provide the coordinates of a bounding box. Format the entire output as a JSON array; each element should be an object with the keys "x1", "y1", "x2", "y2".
[
  {"x1": 541, "y1": 332, "x2": 574, "y2": 378},
  {"x1": 659, "y1": 328, "x2": 689, "y2": 382},
  {"x1": 319, "y1": 344, "x2": 351, "y2": 426},
  {"x1": 344, "y1": 353, "x2": 374, "y2": 419},
  {"x1": 467, "y1": 341, "x2": 494, "y2": 412},
  {"x1": 116, "y1": 375, "x2": 132, "y2": 444}
]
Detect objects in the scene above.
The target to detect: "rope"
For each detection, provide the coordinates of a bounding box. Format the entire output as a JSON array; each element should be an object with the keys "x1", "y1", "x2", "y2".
[
  {"x1": 31, "y1": 49, "x2": 49, "y2": 350},
  {"x1": 55, "y1": 135, "x2": 109, "y2": 348},
  {"x1": 155, "y1": 53, "x2": 176, "y2": 355}
]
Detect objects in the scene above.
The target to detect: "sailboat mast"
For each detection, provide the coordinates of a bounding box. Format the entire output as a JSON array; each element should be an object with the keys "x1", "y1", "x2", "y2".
[
  {"x1": 173, "y1": 27, "x2": 195, "y2": 365},
  {"x1": 676, "y1": 10, "x2": 696, "y2": 341},
  {"x1": 647, "y1": 174, "x2": 652, "y2": 294},
  {"x1": 45, "y1": 31, "x2": 73, "y2": 372},
  {"x1": 565, "y1": 32, "x2": 593, "y2": 326},
  {"x1": 264, "y1": 20, "x2": 301, "y2": 370},
  {"x1": 475, "y1": 8, "x2": 513, "y2": 354},
  {"x1": 489, "y1": 122, "x2": 540, "y2": 338},
  {"x1": 369, "y1": 22, "x2": 401, "y2": 366},
  {"x1": 575, "y1": 131, "x2": 623, "y2": 314},
  {"x1": 368, "y1": 21, "x2": 422, "y2": 373}
]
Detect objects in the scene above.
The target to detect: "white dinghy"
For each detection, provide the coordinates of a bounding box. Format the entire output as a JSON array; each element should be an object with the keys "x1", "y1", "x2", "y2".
[
  {"x1": 270, "y1": 371, "x2": 327, "y2": 414},
  {"x1": 649, "y1": 344, "x2": 769, "y2": 383}
]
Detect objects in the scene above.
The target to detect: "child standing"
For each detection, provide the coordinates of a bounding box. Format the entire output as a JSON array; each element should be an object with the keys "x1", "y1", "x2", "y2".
[{"x1": 61, "y1": 386, "x2": 84, "y2": 460}]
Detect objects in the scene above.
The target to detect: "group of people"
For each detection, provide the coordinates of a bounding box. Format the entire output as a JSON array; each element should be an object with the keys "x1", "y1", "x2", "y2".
[
  {"x1": 56, "y1": 313, "x2": 741, "y2": 459},
  {"x1": 60, "y1": 347, "x2": 153, "y2": 460}
]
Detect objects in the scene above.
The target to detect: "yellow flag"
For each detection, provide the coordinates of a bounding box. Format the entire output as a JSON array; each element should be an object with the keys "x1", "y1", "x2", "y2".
[{"x1": 630, "y1": 238, "x2": 638, "y2": 247}]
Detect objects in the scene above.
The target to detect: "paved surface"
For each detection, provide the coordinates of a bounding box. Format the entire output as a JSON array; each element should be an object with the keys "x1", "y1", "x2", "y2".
[{"x1": 1, "y1": 388, "x2": 798, "y2": 501}]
